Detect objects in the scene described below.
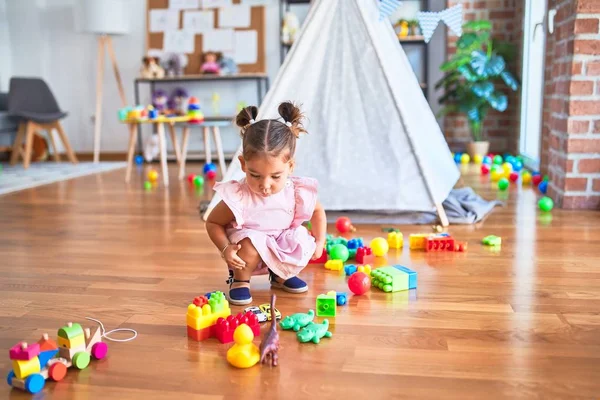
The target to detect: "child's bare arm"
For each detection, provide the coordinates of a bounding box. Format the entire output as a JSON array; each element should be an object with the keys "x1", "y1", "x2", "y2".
[
  {"x1": 205, "y1": 201, "x2": 245, "y2": 269},
  {"x1": 310, "y1": 201, "x2": 327, "y2": 259}
]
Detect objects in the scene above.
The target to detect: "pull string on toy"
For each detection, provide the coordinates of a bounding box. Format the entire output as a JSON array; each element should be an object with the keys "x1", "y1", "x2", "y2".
[{"x1": 85, "y1": 317, "x2": 138, "y2": 342}]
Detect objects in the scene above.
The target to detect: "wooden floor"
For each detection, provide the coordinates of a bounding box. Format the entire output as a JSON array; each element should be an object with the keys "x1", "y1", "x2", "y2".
[{"x1": 1, "y1": 162, "x2": 600, "y2": 399}]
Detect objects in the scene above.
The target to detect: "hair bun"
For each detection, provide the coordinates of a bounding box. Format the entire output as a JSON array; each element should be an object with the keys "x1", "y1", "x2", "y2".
[
  {"x1": 278, "y1": 101, "x2": 306, "y2": 138},
  {"x1": 235, "y1": 106, "x2": 259, "y2": 135}
]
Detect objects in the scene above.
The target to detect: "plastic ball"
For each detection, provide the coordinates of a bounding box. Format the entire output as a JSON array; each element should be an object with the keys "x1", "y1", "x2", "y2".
[
  {"x1": 370, "y1": 237, "x2": 389, "y2": 257},
  {"x1": 493, "y1": 155, "x2": 503, "y2": 165},
  {"x1": 498, "y1": 178, "x2": 509, "y2": 191},
  {"x1": 502, "y1": 162, "x2": 513, "y2": 174},
  {"x1": 203, "y1": 163, "x2": 217, "y2": 174},
  {"x1": 144, "y1": 181, "x2": 152, "y2": 190},
  {"x1": 206, "y1": 170, "x2": 217, "y2": 180},
  {"x1": 148, "y1": 170, "x2": 158, "y2": 182},
  {"x1": 532, "y1": 174, "x2": 543, "y2": 186},
  {"x1": 538, "y1": 196, "x2": 554, "y2": 212},
  {"x1": 490, "y1": 169, "x2": 503, "y2": 182},
  {"x1": 509, "y1": 172, "x2": 520, "y2": 182},
  {"x1": 187, "y1": 174, "x2": 196, "y2": 183},
  {"x1": 336, "y1": 217, "x2": 354, "y2": 233},
  {"x1": 482, "y1": 156, "x2": 492, "y2": 165},
  {"x1": 348, "y1": 272, "x2": 371, "y2": 295},
  {"x1": 473, "y1": 154, "x2": 483, "y2": 164},
  {"x1": 193, "y1": 176, "x2": 205, "y2": 187},
  {"x1": 134, "y1": 155, "x2": 144, "y2": 165},
  {"x1": 330, "y1": 244, "x2": 350, "y2": 262},
  {"x1": 543, "y1": 175, "x2": 549, "y2": 182},
  {"x1": 522, "y1": 171, "x2": 532, "y2": 184},
  {"x1": 454, "y1": 153, "x2": 462, "y2": 163},
  {"x1": 538, "y1": 180, "x2": 548, "y2": 194},
  {"x1": 460, "y1": 153, "x2": 470, "y2": 164},
  {"x1": 505, "y1": 155, "x2": 515, "y2": 165},
  {"x1": 513, "y1": 160, "x2": 523, "y2": 172},
  {"x1": 481, "y1": 164, "x2": 490, "y2": 175}
]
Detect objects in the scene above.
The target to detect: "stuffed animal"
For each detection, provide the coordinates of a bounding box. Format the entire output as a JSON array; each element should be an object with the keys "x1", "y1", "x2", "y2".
[
  {"x1": 152, "y1": 89, "x2": 169, "y2": 113},
  {"x1": 200, "y1": 51, "x2": 221, "y2": 75},
  {"x1": 140, "y1": 57, "x2": 165, "y2": 79},
  {"x1": 219, "y1": 56, "x2": 238, "y2": 75},
  {"x1": 282, "y1": 12, "x2": 300, "y2": 45},
  {"x1": 164, "y1": 53, "x2": 186, "y2": 77},
  {"x1": 168, "y1": 87, "x2": 189, "y2": 116}
]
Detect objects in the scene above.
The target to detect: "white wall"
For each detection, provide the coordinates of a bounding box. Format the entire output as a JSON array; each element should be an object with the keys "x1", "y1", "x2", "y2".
[{"x1": 0, "y1": 0, "x2": 12, "y2": 91}]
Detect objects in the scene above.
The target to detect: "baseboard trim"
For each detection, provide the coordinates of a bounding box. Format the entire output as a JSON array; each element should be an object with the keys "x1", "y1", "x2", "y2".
[{"x1": 75, "y1": 152, "x2": 236, "y2": 163}]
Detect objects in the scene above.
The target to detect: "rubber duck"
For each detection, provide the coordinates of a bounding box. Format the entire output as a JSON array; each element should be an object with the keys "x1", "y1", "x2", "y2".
[{"x1": 226, "y1": 324, "x2": 260, "y2": 369}]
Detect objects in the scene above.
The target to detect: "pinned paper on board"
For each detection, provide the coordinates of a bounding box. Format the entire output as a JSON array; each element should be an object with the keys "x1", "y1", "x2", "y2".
[
  {"x1": 164, "y1": 30, "x2": 196, "y2": 53},
  {"x1": 150, "y1": 9, "x2": 180, "y2": 32},
  {"x1": 218, "y1": 5, "x2": 251, "y2": 28},
  {"x1": 201, "y1": 0, "x2": 232, "y2": 8},
  {"x1": 241, "y1": 0, "x2": 272, "y2": 5},
  {"x1": 233, "y1": 30, "x2": 257, "y2": 64},
  {"x1": 203, "y1": 29, "x2": 235, "y2": 52},
  {"x1": 169, "y1": 0, "x2": 200, "y2": 9},
  {"x1": 183, "y1": 10, "x2": 215, "y2": 33}
]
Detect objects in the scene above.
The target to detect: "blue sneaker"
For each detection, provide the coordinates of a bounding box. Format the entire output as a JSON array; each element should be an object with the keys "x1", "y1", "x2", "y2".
[
  {"x1": 269, "y1": 270, "x2": 308, "y2": 294},
  {"x1": 226, "y1": 271, "x2": 252, "y2": 306}
]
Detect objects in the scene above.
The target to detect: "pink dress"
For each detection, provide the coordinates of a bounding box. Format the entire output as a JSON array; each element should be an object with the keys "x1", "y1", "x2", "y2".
[{"x1": 213, "y1": 176, "x2": 318, "y2": 280}]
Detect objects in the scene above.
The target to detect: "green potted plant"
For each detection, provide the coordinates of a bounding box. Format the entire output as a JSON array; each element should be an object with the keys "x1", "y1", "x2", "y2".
[{"x1": 436, "y1": 20, "x2": 520, "y2": 158}]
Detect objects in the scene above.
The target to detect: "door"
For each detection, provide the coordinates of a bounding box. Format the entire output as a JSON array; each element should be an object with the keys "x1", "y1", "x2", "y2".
[{"x1": 519, "y1": 0, "x2": 547, "y2": 169}]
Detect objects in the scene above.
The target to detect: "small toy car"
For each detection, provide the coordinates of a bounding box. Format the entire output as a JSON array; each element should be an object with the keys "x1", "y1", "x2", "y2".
[
  {"x1": 243, "y1": 306, "x2": 268, "y2": 323},
  {"x1": 258, "y1": 303, "x2": 281, "y2": 321}
]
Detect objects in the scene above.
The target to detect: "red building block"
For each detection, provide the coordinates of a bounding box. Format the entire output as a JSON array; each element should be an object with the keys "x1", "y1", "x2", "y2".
[
  {"x1": 214, "y1": 312, "x2": 260, "y2": 344},
  {"x1": 187, "y1": 325, "x2": 212, "y2": 341},
  {"x1": 193, "y1": 296, "x2": 209, "y2": 307},
  {"x1": 426, "y1": 237, "x2": 455, "y2": 252},
  {"x1": 9, "y1": 342, "x2": 40, "y2": 361},
  {"x1": 308, "y1": 251, "x2": 327, "y2": 264},
  {"x1": 454, "y1": 242, "x2": 468, "y2": 252},
  {"x1": 356, "y1": 247, "x2": 375, "y2": 264}
]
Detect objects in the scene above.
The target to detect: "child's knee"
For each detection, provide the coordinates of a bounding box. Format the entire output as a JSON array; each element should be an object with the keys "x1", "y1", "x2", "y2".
[{"x1": 238, "y1": 238, "x2": 261, "y2": 266}]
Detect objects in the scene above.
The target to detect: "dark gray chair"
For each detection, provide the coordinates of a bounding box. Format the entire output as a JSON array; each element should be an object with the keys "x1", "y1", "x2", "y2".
[{"x1": 9, "y1": 77, "x2": 77, "y2": 168}]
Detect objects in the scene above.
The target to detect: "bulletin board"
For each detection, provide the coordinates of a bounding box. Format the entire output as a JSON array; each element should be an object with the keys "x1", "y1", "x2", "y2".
[{"x1": 146, "y1": 0, "x2": 266, "y2": 74}]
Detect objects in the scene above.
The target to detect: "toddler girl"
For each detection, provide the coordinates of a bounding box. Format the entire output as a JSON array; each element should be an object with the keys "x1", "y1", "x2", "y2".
[{"x1": 206, "y1": 102, "x2": 326, "y2": 305}]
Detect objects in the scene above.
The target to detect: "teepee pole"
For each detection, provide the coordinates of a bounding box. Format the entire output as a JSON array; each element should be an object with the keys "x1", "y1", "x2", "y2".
[{"x1": 355, "y1": 0, "x2": 450, "y2": 227}]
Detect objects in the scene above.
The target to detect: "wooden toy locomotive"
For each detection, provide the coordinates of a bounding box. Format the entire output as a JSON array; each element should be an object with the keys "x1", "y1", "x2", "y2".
[{"x1": 6, "y1": 322, "x2": 108, "y2": 394}]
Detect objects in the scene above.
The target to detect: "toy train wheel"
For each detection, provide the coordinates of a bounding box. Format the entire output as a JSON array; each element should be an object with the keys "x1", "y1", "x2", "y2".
[
  {"x1": 91, "y1": 342, "x2": 108, "y2": 360},
  {"x1": 6, "y1": 370, "x2": 15, "y2": 386},
  {"x1": 24, "y1": 373, "x2": 45, "y2": 394},
  {"x1": 73, "y1": 352, "x2": 91, "y2": 370},
  {"x1": 49, "y1": 362, "x2": 67, "y2": 381}
]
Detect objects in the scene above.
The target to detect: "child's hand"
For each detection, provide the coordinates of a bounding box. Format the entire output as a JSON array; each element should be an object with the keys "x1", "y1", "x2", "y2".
[
  {"x1": 311, "y1": 243, "x2": 324, "y2": 260},
  {"x1": 223, "y1": 244, "x2": 246, "y2": 269}
]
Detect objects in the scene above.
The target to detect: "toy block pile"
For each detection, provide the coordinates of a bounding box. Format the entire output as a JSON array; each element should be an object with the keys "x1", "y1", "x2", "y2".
[
  {"x1": 370, "y1": 265, "x2": 417, "y2": 293},
  {"x1": 186, "y1": 291, "x2": 232, "y2": 341},
  {"x1": 214, "y1": 312, "x2": 260, "y2": 344}
]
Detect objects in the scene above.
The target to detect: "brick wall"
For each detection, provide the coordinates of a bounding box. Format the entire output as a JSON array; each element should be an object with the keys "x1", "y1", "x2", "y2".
[
  {"x1": 541, "y1": 0, "x2": 600, "y2": 209},
  {"x1": 445, "y1": 0, "x2": 523, "y2": 153}
]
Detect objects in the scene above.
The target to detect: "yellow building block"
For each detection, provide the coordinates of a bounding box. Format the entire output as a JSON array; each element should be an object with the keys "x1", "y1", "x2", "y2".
[
  {"x1": 387, "y1": 232, "x2": 403, "y2": 249},
  {"x1": 324, "y1": 260, "x2": 343, "y2": 271},
  {"x1": 409, "y1": 234, "x2": 430, "y2": 250},
  {"x1": 12, "y1": 358, "x2": 40, "y2": 380},
  {"x1": 357, "y1": 265, "x2": 371, "y2": 276},
  {"x1": 57, "y1": 334, "x2": 85, "y2": 350},
  {"x1": 186, "y1": 303, "x2": 231, "y2": 331}
]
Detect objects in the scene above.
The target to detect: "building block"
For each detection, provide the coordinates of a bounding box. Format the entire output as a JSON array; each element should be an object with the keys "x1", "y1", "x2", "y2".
[
  {"x1": 393, "y1": 265, "x2": 417, "y2": 289},
  {"x1": 324, "y1": 259, "x2": 343, "y2": 271},
  {"x1": 344, "y1": 264, "x2": 357, "y2": 276},
  {"x1": 37, "y1": 349, "x2": 58, "y2": 370},
  {"x1": 370, "y1": 266, "x2": 409, "y2": 292},
  {"x1": 9, "y1": 342, "x2": 40, "y2": 361},
  {"x1": 186, "y1": 325, "x2": 212, "y2": 341},
  {"x1": 409, "y1": 234, "x2": 431, "y2": 250},
  {"x1": 482, "y1": 235, "x2": 501, "y2": 246},
  {"x1": 309, "y1": 251, "x2": 328, "y2": 264},
  {"x1": 387, "y1": 232, "x2": 403, "y2": 249},
  {"x1": 193, "y1": 296, "x2": 209, "y2": 307},
  {"x1": 356, "y1": 247, "x2": 375, "y2": 264},
  {"x1": 347, "y1": 238, "x2": 364, "y2": 250},
  {"x1": 426, "y1": 236, "x2": 456, "y2": 252},
  {"x1": 214, "y1": 312, "x2": 260, "y2": 344},
  {"x1": 357, "y1": 265, "x2": 371, "y2": 276},
  {"x1": 316, "y1": 293, "x2": 336, "y2": 317},
  {"x1": 37, "y1": 334, "x2": 57, "y2": 352},
  {"x1": 12, "y1": 358, "x2": 41, "y2": 380},
  {"x1": 186, "y1": 291, "x2": 231, "y2": 336},
  {"x1": 335, "y1": 292, "x2": 347, "y2": 306},
  {"x1": 454, "y1": 242, "x2": 468, "y2": 252}
]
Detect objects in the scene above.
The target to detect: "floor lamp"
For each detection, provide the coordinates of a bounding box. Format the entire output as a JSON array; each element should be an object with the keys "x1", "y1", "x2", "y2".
[{"x1": 81, "y1": 0, "x2": 130, "y2": 163}]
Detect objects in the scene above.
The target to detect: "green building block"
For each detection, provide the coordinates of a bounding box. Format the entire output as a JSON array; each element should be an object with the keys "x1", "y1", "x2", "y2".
[
  {"x1": 371, "y1": 267, "x2": 409, "y2": 293},
  {"x1": 208, "y1": 291, "x2": 228, "y2": 313},
  {"x1": 316, "y1": 294, "x2": 336, "y2": 317},
  {"x1": 348, "y1": 248, "x2": 357, "y2": 259},
  {"x1": 482, "y1": 235, "x2": 502, "y2": 246}
]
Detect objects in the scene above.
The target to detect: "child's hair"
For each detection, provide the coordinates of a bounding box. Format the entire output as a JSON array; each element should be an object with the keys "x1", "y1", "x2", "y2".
[{"x1": 235, "y1": 101, "x2": 306, "y2": 161}]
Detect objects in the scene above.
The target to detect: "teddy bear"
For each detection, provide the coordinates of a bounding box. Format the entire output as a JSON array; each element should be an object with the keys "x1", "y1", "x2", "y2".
[{"x1": 140, "y1": 56, "x2": 165, "y2": 79}]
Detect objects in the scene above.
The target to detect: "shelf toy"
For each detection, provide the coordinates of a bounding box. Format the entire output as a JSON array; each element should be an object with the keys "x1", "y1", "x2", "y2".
[
  {"x1": 187, "y1": 96, "x2": 205, "y2": 124},
  {"x1": 348, "y1": 272, "x2": 371, "y2": 295},
  {"x1": 7, "y1": 323, "x2": 108, "y2": 394},
  {"x1": 316, "y1": 292, "x2": 336, "y2": 317},
  {"x1": 259, "y1": 295, "x2": 280, "y2": 367},
  {"x1": 482, "y1": 235, "x2": 502, "y2": 246},
  {"x1": 226, "y1": 324, "x2": 260, "y2": 369},
  {"x1": 280, "y1": 310, "x2": 315, "y2": 332},
  {"x1": 297, "y1": 321, "x2": 332, "y2": 344},
  {"x1": 387, "y1": 231, "x2": 403, "y2": 249}
]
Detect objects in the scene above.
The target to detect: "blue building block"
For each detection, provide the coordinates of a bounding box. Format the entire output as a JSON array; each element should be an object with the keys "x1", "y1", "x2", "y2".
[
  {"x1": 336, "y1": 292, "x2": 347, "y2": 306},
  {"x1": 347, "y1": 238, "x2": 364, "y2": 250},
  {"x1": 344, "y1": 264, "x2": 357, "y2": 276},
  {"x1": 393, "y1": 265, "x2": 417, "y2": 289}
]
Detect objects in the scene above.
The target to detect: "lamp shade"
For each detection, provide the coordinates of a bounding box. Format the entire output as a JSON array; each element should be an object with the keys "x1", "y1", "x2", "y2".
[{"x1": 81, "y1": 0, "x2": 130, "y2": 35}]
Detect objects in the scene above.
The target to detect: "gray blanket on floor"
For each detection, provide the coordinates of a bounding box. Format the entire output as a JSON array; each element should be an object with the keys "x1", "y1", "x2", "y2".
[{"x1": 325, "y1": 187, "x2": 503, "y2": 225}]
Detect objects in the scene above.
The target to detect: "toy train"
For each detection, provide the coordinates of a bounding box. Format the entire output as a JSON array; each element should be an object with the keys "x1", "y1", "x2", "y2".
[{"x1": 6, "y1": 322, "x2": 107, "y2": 394}]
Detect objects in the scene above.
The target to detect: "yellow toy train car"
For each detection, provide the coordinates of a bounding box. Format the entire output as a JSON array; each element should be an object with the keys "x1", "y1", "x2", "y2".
[{"x1": 6, "y1": 322, "x2": 108, "y2": 394}]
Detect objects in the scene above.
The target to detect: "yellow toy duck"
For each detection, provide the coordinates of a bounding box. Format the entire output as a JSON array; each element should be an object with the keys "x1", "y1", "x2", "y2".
[{"x1": 226, "y1": 324, "x2": 260, "y2": 369}]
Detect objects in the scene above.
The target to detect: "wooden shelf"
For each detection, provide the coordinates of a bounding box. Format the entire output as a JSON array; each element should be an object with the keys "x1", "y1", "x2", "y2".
[
  {"x1": 399, "y1": 35, "x2": 426, "y2": 43},
  {"x1": 135, "y1": 73, "x2": 268, "y2": 83}
]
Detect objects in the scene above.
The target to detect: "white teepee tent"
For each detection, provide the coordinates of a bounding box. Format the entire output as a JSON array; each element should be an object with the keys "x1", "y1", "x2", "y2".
[{"x1": 204, "y1": 0, "x2": 459, "y2": 226}]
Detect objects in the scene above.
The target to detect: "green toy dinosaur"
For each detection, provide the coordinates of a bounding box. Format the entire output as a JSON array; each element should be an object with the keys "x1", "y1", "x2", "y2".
[
  {"x1": 296, "y1": 320, "x2": 332, "y2": 344},
  {"x1": 279, "y1": 310, "x2": 315, "y2": 332}
]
